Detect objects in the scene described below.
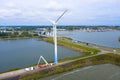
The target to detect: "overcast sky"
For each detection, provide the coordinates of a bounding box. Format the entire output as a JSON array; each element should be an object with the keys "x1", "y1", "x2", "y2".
[{"x1": 0, "y1": 0, "x2": 120, "y2": 26}]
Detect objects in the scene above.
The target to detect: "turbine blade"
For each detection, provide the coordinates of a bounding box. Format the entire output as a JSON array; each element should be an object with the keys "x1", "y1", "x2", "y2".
[
  {"x1": 55, "y1": 10, "x2": 67, "y2": 23},
  {"x1": 46, "y1": 18, "x2": 54, "y2": 24},
  {"x1": 43, "y1": 16, "x2": 55, "y2": 24}
]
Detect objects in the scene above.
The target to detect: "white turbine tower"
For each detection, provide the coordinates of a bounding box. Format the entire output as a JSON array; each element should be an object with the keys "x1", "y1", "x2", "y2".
[{"x1": 48, "y1": 10, "x2": 67, "y2": 64}]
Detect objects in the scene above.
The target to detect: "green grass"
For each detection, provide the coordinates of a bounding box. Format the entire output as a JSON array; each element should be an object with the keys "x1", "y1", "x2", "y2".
[
  {"x1": 43, "y1": 37, "x2": 100, "y2": 54},
  {"x1": 59, "y1": 52, "x2": 93, "y2": 62}
]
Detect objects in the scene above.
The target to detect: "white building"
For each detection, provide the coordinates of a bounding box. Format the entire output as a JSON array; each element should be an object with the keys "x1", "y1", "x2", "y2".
[{"x1": 35, "y1": 28, "x2": 52, "y2": 37}]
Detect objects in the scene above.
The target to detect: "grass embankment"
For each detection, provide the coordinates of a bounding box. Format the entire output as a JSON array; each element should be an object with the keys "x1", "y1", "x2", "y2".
[
  {"x1": 19, "y1": 53, "x2": 120, "y2": 80},
  {"x1": 43, "y1": 37, "x2": 100, "y2": 54}
]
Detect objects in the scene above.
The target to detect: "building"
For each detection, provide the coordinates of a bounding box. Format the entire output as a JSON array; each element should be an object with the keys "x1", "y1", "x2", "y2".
[
  {"x1": 0, "y1": 27, "x2": 15, "y2": 33},
  {"x1": 35, "y1": 28, "x2": 52, "y2": 37}
]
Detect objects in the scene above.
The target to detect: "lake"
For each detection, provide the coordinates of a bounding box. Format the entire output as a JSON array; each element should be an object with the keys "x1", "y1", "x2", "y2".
[
  {"x1": 58, "y1": 30, "x2": 120, "y2": 48},
  {"x1": 0, "y1": 39, "x2": 81, "y2": 72}
]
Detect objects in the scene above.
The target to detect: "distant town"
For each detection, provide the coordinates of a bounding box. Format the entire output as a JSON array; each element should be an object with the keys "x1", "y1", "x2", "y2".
[{"x1": 0, "y1": 26, "x2": 120, "y2": 39}]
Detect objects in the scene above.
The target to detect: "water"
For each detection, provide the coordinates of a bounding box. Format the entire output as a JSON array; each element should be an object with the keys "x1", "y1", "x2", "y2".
[
  {"x1": 39, "y1": 64, "x2": 120, "y2": 80},
  {"x1": 58, "y1": 30, "x2": 120, "y2": 48},
  {"x1": 0, "y1": 39, "x2": 81, "y2": 72}
]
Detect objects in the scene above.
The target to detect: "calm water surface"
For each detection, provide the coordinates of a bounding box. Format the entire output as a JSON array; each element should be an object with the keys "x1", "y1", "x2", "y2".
[
  {"x1": 58, "y1": 30, "x2": 120, "y2": 48},
  {"x1": 0, "y1": 39, "x2": 81, "y2": 72}
]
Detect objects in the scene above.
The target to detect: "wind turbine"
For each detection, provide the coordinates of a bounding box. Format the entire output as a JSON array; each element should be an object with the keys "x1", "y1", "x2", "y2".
[{"x1": 48, "y1": 10, "x2": 67, "y2": 64}]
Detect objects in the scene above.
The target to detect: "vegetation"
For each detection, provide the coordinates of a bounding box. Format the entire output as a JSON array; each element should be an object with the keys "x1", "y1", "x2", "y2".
[
  {"x1": 19, "y1": 53, "x2": 120, "y2": 80},
  {"x1": 43, "y1": 37, "x2": 100, "y2": 54},
  {"x1": 1, "y1": 25, "x2": 120, "y2": 32},
  {"x1": 0, "y1": 25, "x2": 120, "y2": 39},
  {"x1": 0, "y1": 31, "x2": 36, "y2": 40},
  {"x1": 59, "y1": 52, "x2": 93, "y2": 62}
]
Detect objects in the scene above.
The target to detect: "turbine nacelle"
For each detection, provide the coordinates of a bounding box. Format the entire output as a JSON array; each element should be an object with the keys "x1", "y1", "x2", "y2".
[
  {"x1": 46, "y1": 18, "x2": 56, "y2": 25},
  {"x1": 51, "y1": 20, "x2": 56, "y2": 25}
]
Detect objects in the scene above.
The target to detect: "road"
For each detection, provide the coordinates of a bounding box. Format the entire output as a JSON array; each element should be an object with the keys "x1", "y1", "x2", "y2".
[
  {"x1": 0, "y1": 53, "x2": 102, "y2": 80},
  {"x1": 0, "y1": 69, "x2": 25, "y2": 80}
]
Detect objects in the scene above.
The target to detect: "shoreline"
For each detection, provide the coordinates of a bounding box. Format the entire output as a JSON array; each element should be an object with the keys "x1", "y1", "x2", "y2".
[
  {"x1": 0, "y1": 37, "x2": 32, "y2": 40},
  {"x1": 43, "y1": 37, "x2": 100, "y2": 53},
  {"x1": 76, "y1": 40, "x2": 120, "y2": 54},
  {"x1": 42, "y1": 37, "x2": 120, "y2": 54},
  {"x1": 0, "y1": 36, "x2": 120, "y2": 49},
  {"x1": 0, "y1": 37, "x2": 99, "y2": 73},
  {"x1": 0, "y1": 37, "x2": 119, "y2": 73},
  {"x1": 0, "y1": 37, "x2": 120, "y2": 79}
]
